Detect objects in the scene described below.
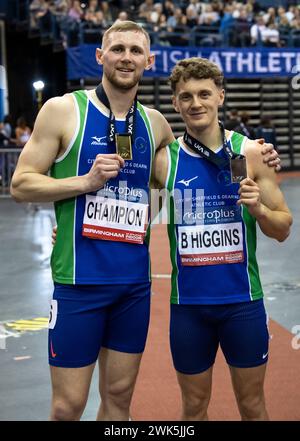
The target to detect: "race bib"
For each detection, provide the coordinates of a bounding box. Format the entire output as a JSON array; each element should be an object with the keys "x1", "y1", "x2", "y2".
[
  {"x1": 178, "y1": 222, "x2": 244, "y2": 266},
  {"x1": 49, "y1": 300, "x2": 58, "y2": 330},
  {"x1": 82, "y1": 195, "x2": 148, "y2": 244}
]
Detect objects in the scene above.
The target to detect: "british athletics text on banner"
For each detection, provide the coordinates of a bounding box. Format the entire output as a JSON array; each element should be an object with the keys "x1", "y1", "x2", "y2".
[{"x1": 67, "y1": 45, "x2": 300, "y2": 80}]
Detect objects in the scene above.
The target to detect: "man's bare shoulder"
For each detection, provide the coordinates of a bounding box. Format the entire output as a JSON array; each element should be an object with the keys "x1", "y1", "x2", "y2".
[
  {"x1": 37, "y1": 94, "x2": 76, "y2": 136},
  {"x1": 244, "y1": 138, "x2": 261, "y2": 154},
  {"x1": 244, "y1": 138, "x2": 274, "y2": 179},
  {"x1": 142, "y1": 106, "x2": 164, "y2": 121},
  {"x1": 244, "y1": 138, "x2": 267, "y2": 163},
  {"x1": 142, "y1": 106, "x2": 174, "y2": 148},
  {"x1": 31, "y1": 93, "x2": 77, "y2": 154},
  {"x1": 42, "y1": 93, "x2": 75, "y2": 115}
]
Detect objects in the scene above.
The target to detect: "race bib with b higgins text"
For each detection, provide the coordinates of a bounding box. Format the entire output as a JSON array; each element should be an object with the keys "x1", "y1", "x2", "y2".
[{"x1": 178, "y1": 222, "x2": 244, "y2": 266}]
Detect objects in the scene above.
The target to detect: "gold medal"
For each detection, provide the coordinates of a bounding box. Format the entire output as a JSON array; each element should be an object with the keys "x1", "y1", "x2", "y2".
[{"x1": 115, "y1": 134, "x2": 132, "y2": 160}]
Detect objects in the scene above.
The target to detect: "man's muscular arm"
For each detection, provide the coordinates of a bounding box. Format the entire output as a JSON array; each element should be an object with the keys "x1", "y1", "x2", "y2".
[
  {"x1": 239, "y1": 140, "x2": 292, "y2": 242},
  {"x1": 150, "y1": 146, "x2": 169, "y2": 222},
  {"x1": 151, "y1": 145, "x2": 169, "y2": 189},
  {"x1": 11, "y1": 95, "x2": 124, "y2": 202}
]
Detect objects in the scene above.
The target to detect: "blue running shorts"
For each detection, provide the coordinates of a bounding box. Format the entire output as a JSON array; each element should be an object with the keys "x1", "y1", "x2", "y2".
[
  {"x1": 170, "y1": 299, "x2": 269, "y2": 374},
  {"x1": 48, "y1": 282, "x2": 151, "y2": 368}
]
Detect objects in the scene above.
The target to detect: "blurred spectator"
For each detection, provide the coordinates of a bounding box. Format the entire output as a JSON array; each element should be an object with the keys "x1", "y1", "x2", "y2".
[
  {"x1": 234, "y1": 112, "x2": 256, "y2": 139},
  {"x1": 263, "y1": 7, "x2": 276, "y2": 26},
  {"x1": 277, "y1": 13, "x2": 291, "y2": 46},
  {"x1": 138, "y1": 0, "x2": 155, "y2": 21},
  {"x1": 166, "y1": 8, "x2": 187, "y2": 29},
  {"x1": 185, "y1": 0, "x2": 202, "y2": 17},
  {"x1": 250, "y1": 13, "x2": 267, "y2": 45},
  {"x1": 15, "y1": 117, "x2": 32, "y2": 147},
  {"x1": 163, "y1": 0, "x2": 175, "y2": 19},
  {"x1": 49, "y1": 1, "x2": 71, "y2": 43},
  {"x1": 30, "y1": 0, "x2": 50, "y2": 29},
  {"x1": 52, "y1": 0, "x2": 70, "y2": 16},
  {"x1": 198, "y1": 3, "x2": 220, "y2": 26},
  {"x1": 2, "y1": 115, "x2": 14, "y2": 139},
  {"x1": 117, "y1": 11, "x2": 129, "y2": 21},
  {"x1": 231, "y1": 8, "x2": 252, "y2": 47},
  {"x1": 84, "y1": 0, "x2": 100, "y2": 21},
  {"x1": 165, "y1": 8, "x2": 189, "y2": 45},
  {"x1": 226, "y1": 109, "x2": 240, "y2": 131},
  {"x1": 261, "y1": 23, "x2": 280, "y2": 47},
  {"x1": 256, "y1": 116, "x2": 277, "y2": 147},
  {"x1": 84, "y1": 0, "x2": 111, "y2": 23},
  {"x1": 68, "y1": 0, "x2": 84, "y2": 21},
  {"x1": 153, "y1": 13, "x2": 167, "y2": 32},
  {"x1": 291, "y1": 7, "x2": 300, "y2": 29},
  {"x1": 277, "y1": 6, "x2": 287, "y2": 24},
  {"x1": 84, "y1": 0, "x2": 108, "y2": 28},
  {"x1": 0, "y1": 122, "x2": 11, "y2": 146},
  {"x1": 220, "y1": 4, "x2": 236, "y2": 46},
  {"x1": 149, "y1": 3, "x2": 163, "y2": 26},
  {"x1": 246, "y1": 0, "x2": 261, "y2": 15},
  {"x1": 286, "y1": 5, "x2": 295, "y2": 23},
  {"x1": 185, "y1": 6, "x2": 198, "y2": 28},
  {"x1": 278, "y1": 15, "x2": 291, "y2": 32}
]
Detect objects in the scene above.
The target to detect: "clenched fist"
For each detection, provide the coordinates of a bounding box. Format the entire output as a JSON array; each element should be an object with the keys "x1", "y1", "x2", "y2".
[
  {"x1": 237, "y1": 178, "x2": 263, "y2": 218},
  {"x1": 84, "y1": 154, "x2": 125, "y2": 192}
]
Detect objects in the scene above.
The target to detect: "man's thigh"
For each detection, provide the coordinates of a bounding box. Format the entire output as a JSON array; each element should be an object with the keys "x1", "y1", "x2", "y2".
[
  {"x1": 229, "y1": 363, "x2": 268, "y2": 398},
  {"x1": 170, "y1": 304, "x2": 219, "y2": 374},
  {"x1": 98, "y1": 348, "x2": 143, "y2": 396},
  {"x1": 102, "y1": 282, "x2": 151, "y2": 353},
  {"x1": 50, "y1": 363, "x2": 96, "y2": 410},
  {"x1": 220, "y1": 299, "x2": 269, "y2": 368},
  {"x1": 49, "y1": 284, "x2": 111, "y2": 368},
  {"x1": 48, "y1": 282, "x2": 151, "y2": 367}
]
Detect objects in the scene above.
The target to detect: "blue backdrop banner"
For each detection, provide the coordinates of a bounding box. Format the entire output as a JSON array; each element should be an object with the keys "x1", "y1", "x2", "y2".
[{"x1": 67, "y1": 45, "x2": 300, "y2": 80}]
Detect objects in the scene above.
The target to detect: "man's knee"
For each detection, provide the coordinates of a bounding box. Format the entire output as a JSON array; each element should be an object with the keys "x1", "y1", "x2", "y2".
[
  {"x1": 51, "y1": 397, "x2": 86, "y2": 421},
  {"x1": 237, "y1": 393, "x2": 266, "y2": 420},
  {"x1": 182, "y1": 391, "x2": 210, "y2": 418},
  {"x1": 102, "y1": 377, "x2": 135, "y2": 409}
]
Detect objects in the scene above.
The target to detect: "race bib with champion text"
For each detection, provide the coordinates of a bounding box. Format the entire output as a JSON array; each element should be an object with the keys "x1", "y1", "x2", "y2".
[{"x1": 82, "y1": 195, "x2": 148, "y2": 244}]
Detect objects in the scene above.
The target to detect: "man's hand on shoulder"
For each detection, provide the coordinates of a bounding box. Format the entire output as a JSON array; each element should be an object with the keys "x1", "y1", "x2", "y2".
[
  {"x1": 255, "y1": 137, "x2": 281, "y2": 172},
  {"x1": 244, "y1": 139, "x2": 277, "y2": 181}
]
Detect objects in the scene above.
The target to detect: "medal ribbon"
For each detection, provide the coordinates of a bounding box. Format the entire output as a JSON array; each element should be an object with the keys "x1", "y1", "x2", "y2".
[
  {"x1": 183, "y1": 121, "x2": 244, "y2": 169},
  {"x1": 95, "y1": 83, "x2": 137, "y2": 146}
]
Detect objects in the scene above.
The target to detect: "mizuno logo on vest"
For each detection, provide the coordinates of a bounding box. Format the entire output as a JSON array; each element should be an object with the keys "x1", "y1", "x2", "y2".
[
  {"x1": 177, "y1": 176, "x2": 198, "y2": 187},
  {"x1": 91, "y1": 136, "x2": 107, "y2": 146}
]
